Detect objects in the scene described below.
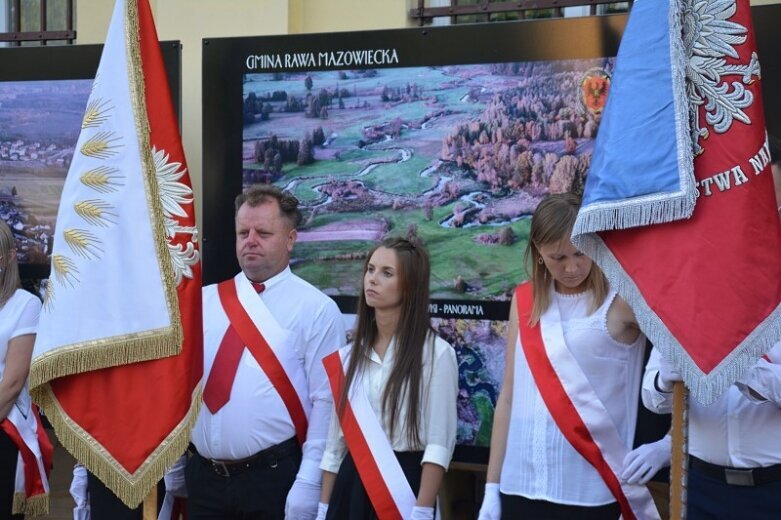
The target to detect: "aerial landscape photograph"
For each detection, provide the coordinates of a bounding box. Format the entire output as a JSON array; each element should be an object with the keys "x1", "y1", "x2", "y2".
[
  {"x1": 242, "y1": 58, "x2": 613, "y2": 446},
  {"x1": 0, "y1": 79, "x2": 91, "y2": 266}
]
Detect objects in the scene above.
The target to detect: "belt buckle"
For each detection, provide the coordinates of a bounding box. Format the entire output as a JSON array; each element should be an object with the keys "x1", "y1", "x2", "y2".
[
  {"x1": 724, "y1": 468, "x2": 755, "y2": 486},
  {"x1": 211, "y1": 460, "x2": 230, "y2": 478}
]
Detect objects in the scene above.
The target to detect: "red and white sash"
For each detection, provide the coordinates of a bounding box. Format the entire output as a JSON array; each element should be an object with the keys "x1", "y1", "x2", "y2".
[
  {"x1": 323, "y1": 349, "x2": 417, "y2": 520},
  {"x1": 217, "y1": 275, "x2": 310, "y2": 444},
  {"x1": 0, "y1": 402, "x2": 53, "y2": 516},
  {"x1": 515, "y1": 283, "x2": 660, "y2": 520}
]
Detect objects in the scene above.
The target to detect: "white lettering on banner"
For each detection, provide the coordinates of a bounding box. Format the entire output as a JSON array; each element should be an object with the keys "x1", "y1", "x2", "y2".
[
  {"x1": 749, "y1": 139, "x2": 771, "y2": 175},
  {"x1": 696, "y1": 139, "x2": 769, "y2": 197},
  {"x1": 245, "y1": 49, "x2": 400, "y2": 71}
]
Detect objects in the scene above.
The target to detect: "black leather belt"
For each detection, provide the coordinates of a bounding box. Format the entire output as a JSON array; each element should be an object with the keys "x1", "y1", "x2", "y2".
[
  {"x1": 690, "y1": 456, "x2": 781, "y2": 487},
  {"x1": 191, "y1": 437, "x2": 299, "y2": 478}
]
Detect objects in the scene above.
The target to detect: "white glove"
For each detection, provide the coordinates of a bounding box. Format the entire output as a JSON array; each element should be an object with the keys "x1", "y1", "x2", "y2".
[
  {"x1": 621, "y1": 435, "x2": 672, "y2": 485},
  {"x1": 657, "y1": 357, "x2": 682, "y2": 392},
  {"x1": 163, "y1": 455, "x2": 188, "y2": 498},
  {"x1": 314, "y1": 502, "x2": 328, "y2": 520},
  {"x1": 477, "y1": 482, "x2": 501, "y2": 520},
  {"x1": 70, "y1": 464, "x2": 90, "y2": 520},
  {"x1": 410, "y1": 505, "x2": 435, "y2": 520},
  {"x1": 285, "y1": 477, "x2": 321, "y2": 520}
]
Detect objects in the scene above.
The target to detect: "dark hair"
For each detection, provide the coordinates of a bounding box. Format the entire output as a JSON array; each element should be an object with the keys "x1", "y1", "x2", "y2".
[
  {"x1": 524, "y1": 192, "x2": 608, "y2": 324},
  {"x1": 339, "y1": 236, "x2": 433, "y2": 446},
  {"x1": 769, "y1": 134, "x2": 781, "y2": 164},
  {"x1": 235, "y1": 184, "x2": 302, "y2": 228}
]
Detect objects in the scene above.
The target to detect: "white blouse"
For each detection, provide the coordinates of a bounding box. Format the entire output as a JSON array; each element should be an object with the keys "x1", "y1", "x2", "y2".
[
  {"x1": 0, "y1": 289, "x2": 42, "y2": 417},
  {"x1": 500, "y1": 289, "x2": 644, "y2": 506},
  {"x1": 320, "y1": 333, "x2": 458, "y2": 473}
]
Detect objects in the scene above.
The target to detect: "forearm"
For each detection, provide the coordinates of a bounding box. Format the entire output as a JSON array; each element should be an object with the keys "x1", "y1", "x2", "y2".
[
  {"x1": 416, "y1": 462, "x2": 445, "y2": 507},
  {"x1": 485, "y1": 388, "x2": 511, "y2": 483},
  {"x1": 0, "y1": 380, "x2": 24, "y2": 420},
  {"x1": 320, "y1": 470, "x2": 337, "y2": 503},
  {"x1": 1, "y1": 335, "x2": 35, "y2": 421}
]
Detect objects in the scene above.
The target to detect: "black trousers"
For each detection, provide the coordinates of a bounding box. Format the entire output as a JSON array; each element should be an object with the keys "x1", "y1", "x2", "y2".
[
  {"x1": 500, "y1": 492, "x2": 620, "y2": 520},
  {"x1": 325, "y1": 451, "x2": 424, "y2": 520},
  {"x1": 87, "y1": 472, "x2": 168, "y2": 519},
  {"x1": 688, "y1": 465, "x2": 781, "y2": 519},
  {"x1": 0, "y1": 429, "x2": 24, "y2": 520},
  {"x1": 87, "y1": 472, "x2": 142, "y2": 520},
  {"x1": 184, "y1": 441, "x2": 301, "y2": 520}
]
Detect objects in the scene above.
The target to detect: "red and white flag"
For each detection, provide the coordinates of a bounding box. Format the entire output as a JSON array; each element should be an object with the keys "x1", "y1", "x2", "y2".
[
  {"x1": 573, "y1": 0, "x2": 781, "y2": 403},
  {"x1": 29, "y1": 0, "x2": 202, "y2": 507}
]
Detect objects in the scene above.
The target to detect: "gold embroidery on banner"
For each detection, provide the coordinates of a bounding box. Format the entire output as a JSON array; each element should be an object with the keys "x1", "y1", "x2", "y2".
[
  {"x1": 80, "y1": 166, "x2": 124, "y2": 193},
  {"x1": 80, "y1": 131, "x2": 122, "y2": 159},
  {"x1": 63, "y1": 228, "x2": 103, "y2": 259},
  {"x1": 51, "y1": 254, "x2": 79, "y2": 287},
  {"x1": 81, "y1": 98, "x2": 112, "y2": 129},
  {"x1": 74, "y1": 200, "x2": 118, "y2": 227}
]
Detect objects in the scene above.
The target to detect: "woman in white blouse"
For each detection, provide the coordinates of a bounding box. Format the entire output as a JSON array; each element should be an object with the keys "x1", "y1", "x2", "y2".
[
  {"x1": 478, "y1": 194, "x2": 664, "y2": 520},
  {"x1": 317, "y1": 237, "x2": 458, "y2": 520},
  {"x1": 0, "y1": 220, "x2": 44, "y2": 518}
]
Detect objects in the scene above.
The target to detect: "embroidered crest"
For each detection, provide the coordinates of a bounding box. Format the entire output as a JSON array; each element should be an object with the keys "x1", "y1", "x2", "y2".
[
  {"x1": 684, "y1": 0, "x2": 761, "y2": 154},
  {"x1": 152, "y1": 147, "x2": 199, "y2": 286}
]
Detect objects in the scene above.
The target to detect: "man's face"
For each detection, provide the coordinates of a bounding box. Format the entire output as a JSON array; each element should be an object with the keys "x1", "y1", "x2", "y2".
[{"x1": 235, "y1": 200, "x2": 296, "y2": 282}]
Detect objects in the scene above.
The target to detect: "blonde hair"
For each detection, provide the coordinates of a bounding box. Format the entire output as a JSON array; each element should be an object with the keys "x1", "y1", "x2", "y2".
[
  {"x1": 0, "y1": 220, "x2": 21, "y2": 308},
  {"x1": 524, "y1": 193, "x2": 608, "y2": 325}
]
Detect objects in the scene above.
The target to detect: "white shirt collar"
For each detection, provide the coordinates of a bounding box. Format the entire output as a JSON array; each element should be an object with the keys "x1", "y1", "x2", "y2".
[{"x1": 240, "y1": 265, "x2": 291, "y2": 292}]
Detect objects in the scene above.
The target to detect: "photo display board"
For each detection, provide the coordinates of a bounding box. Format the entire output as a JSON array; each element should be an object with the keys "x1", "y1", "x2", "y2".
[{"x1": 203, "y1": 6, "x2": 780, "y2": 463}]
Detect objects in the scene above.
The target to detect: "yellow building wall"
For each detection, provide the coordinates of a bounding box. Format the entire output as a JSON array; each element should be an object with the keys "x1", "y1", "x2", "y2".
[{"x1": 74, "y1": 0, "x2": 414, "y2": 230}]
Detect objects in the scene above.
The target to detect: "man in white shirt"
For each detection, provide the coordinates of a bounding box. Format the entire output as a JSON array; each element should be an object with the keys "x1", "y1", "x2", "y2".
[
  {"x1": 185, "y1": 184, "x2": 345, "y2": 519},
  {"x1": 642, "y1": 343, "x2": 781, "y2": 519}
]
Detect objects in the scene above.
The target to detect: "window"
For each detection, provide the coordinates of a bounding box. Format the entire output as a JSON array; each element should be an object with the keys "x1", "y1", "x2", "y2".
[
  {"x1": 0, "y1": 0, "x2": 75, "y2": 46},
  {"x1": 409, "y1": 0, "x2": 630, "y2": 26}
]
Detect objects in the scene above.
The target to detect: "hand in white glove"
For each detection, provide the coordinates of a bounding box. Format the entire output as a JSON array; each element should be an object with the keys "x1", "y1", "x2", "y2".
[
  {"x1": 657, "y1": 357, "x2": 682, "y2": 392},
  {"x1": 410, "y1": 505, "x2": 435, "y2": 520},
  {"x1": 314, "y1": 502, "x2": 328, "y2": 520},
  {"x1": 285, "y1": 477, "x2": 321, "y2": 520},
  {"x1": 70, "y1": 464, "x2": 90, "y2": 520},
  {"x1": 163, "y1": 455, "x2": 188, "y2": 498},
  {"x1": 621, "y1": 435, "x2": 672, "y2": 485},
  {"x1": 477, "y1": 482, "x2": 501, "y2": 520},
  {"x1": 70, "y1": 464, "x2": 89, "y2": 508}
]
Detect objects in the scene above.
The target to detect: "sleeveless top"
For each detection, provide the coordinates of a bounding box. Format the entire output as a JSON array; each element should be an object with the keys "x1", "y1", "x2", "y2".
[{"x1": 500, "y1": 288, "x2": 645, "y2": 506}]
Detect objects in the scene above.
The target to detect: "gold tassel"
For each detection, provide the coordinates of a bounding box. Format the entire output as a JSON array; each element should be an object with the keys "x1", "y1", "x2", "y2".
[{"x1": 12, "y1": 491, "x2": 50, "y2": 517}]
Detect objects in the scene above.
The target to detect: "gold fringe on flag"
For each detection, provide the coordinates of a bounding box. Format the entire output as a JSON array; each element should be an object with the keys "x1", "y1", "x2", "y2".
[{"x1": 28, "y1": 326, "x2": 180, "y2": 390}]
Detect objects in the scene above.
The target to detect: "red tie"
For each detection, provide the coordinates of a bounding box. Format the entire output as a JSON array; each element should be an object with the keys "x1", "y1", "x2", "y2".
[{"x1": 202, "y1": 282, "x2": 265, "y2": 413}]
